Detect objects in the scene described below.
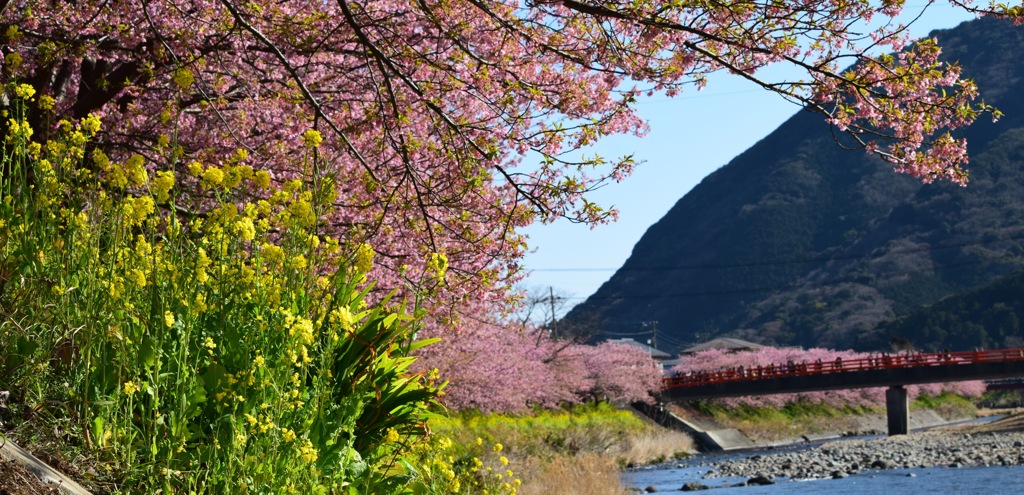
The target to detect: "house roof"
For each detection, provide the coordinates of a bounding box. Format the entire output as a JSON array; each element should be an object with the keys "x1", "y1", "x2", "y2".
[
  {"x1": 604, "y1": 338, "x2": 672, "y2": 359},
  {"x1": 681, "y1": 337, "x2": 765, "y2": 355}
]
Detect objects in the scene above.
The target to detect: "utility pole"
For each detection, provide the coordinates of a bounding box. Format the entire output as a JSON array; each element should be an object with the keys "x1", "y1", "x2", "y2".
[
  {"x1": 642, "y1": 320, "x2": 659, "y2": 350},
  {"x1": 548, "y1": 286, "x2": 560, "y2": 336}
]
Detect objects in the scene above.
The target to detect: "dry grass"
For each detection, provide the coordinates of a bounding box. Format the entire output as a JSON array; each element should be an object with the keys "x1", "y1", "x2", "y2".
[
  {"x1": 513, "y1": 425, "x2": 694, "y2": 495},
  {"x1": 517, "y1": 453, "x2": 631, "y2": 495},
  {"x1": 613, "y1": 428, "x2": 695, "y2": 466}
]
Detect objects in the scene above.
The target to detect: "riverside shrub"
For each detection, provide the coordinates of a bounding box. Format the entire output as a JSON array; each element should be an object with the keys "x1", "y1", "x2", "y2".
[{"x1": 0, "y1": 88, "x2": 443, "y2": 494}]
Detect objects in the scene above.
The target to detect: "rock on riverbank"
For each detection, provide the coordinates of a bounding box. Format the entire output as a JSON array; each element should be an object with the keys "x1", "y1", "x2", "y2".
[{"x1": 704, "y1": 430, "x2": 1024, "y2": 481}]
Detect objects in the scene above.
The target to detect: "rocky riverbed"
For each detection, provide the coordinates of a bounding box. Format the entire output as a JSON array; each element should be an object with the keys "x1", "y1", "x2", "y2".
[
  {"x1": 700, "y1": 429, "x2": 1024, "y2": 483},
  {"x1": 627, "y1": 412, "x2": 1024, "y2": 493}
]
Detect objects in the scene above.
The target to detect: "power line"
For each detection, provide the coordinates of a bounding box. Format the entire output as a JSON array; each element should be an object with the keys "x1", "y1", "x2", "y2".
[
  {"x1": 558, "y1": 254, "x2": 1024, "y2": 301},
  {"x1": 529, "y1": 231, "x2": 1024, "y2": 273}
]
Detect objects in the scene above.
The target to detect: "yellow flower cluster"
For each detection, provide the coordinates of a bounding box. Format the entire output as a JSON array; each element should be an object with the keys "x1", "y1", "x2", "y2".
[
  {"x1": 426, "y1": 252, "x2": 448, "y2": 282},
  {"x1": 407, "y1": 435, "x2": 520, "y2": 495},
  {"x1": 0, "y1": 109, "x2": 424, "y2": 494},
  {"x1": 6, "y1": 117, "x2": 32, "y2": 142},
  {"x1": 354, "y1": 243, "x2": 374, "y2": 274},
  {"x1": 13, "y1": 83, "x2": 34, "y2": 99},
  {"x1": 172, "y1": 68, "x2": 194, "y2": 89},
  {"x1": 301, "y1": 129, "x2": 323, "y2": 149},
  {"x1": 153, "y1": 170, "x2": 175, "y2": 203},
  {"x1": 123, "y1": 381, "x2": 140, "y2": 395}
]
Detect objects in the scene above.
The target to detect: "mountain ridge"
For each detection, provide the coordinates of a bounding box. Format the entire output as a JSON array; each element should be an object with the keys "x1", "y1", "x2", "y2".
[{"x1": 565, "y1": 17, "x2": 1024, "y2": 353}]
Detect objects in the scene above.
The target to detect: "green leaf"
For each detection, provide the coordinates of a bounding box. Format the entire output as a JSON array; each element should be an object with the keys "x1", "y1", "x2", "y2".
[
  {"x1": 405, "y1": 337, "x2": 440, "y2": 353},
  {"x1": 138, "y1": 337, "x2": 157, "y2": 370}
]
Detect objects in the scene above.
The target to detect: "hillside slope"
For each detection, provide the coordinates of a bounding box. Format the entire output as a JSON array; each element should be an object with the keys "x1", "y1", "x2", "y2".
[{"x1": 565, "y1": 17, "x2": 1024, "y2": 352}]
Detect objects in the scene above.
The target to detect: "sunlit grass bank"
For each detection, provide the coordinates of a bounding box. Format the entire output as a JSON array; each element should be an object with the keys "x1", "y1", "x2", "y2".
[
  {"x1": 683, "y1": 393, "x2": 979, "y2": 442},
  {"x1": 431, "y1": 403, "x2": 696, "y2": 495}
]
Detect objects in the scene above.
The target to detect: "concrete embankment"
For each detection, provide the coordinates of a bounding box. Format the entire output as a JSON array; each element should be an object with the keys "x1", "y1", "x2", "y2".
[{"x1": 633, "y1": 402, "x2": 968, "y2": 452}]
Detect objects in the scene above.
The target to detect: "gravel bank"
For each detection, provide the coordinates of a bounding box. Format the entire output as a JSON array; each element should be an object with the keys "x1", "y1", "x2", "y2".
[{"x1": 701, "y1": 429, "x2": 1024, "y2": 482}]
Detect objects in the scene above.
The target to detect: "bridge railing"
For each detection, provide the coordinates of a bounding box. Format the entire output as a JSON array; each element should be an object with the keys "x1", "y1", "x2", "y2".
[{"x1": 663, "y1": 347, "x2": 1024, "y2": 390}]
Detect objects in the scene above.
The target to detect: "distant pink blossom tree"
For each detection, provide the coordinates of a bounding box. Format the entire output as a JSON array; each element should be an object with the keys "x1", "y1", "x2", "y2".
[
  {"x1": 579, "y1": 342, "x2": 663, "y2": 404},
  {"x1": 414, "y1": 305, "x2": 662, "y2": 412}
]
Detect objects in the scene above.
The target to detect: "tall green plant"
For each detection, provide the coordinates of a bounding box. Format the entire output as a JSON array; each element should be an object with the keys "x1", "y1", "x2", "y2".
[{"x1": 0, "y1": 83, "x2": 442, "y2": 494}]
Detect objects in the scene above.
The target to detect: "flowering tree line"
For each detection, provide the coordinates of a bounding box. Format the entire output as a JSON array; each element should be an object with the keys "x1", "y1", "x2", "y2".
[{"x1": 415, "y1": 303, "x2": 664, "y2": 413}]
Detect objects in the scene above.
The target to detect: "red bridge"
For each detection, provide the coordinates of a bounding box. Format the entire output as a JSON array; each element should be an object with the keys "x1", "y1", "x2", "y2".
[{"x1": 661, "y1": 347, "x2": 1024, "y2": 435}]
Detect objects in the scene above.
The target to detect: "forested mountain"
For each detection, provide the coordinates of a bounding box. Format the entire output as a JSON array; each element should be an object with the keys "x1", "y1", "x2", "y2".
[
  {"x1": 564, "y1": 17, "x2": 1024, "y2": 353},
  {"x1": 873, "y1": 271, "x2": 1024, "y2": 352}
]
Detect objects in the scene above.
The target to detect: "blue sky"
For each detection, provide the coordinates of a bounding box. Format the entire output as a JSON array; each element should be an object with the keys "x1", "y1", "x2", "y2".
[{"x1": 519, "y1": 4, "x2": 977, "y2": 317}]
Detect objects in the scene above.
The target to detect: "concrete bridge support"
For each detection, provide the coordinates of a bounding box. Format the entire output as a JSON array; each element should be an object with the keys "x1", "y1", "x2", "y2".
[{"x1": 886, "y1": 385, "x2": 909, "y2": 436}]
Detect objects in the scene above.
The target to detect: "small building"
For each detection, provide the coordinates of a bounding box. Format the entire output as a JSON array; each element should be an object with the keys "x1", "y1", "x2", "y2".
[{"x1": 604, "y1": 338, "x2": 671, "y2": 361}]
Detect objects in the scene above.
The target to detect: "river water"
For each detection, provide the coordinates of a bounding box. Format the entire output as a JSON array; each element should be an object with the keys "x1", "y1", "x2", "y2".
[{"x1": 623, "y1": 434, "x2": 1024, "y2": 494}]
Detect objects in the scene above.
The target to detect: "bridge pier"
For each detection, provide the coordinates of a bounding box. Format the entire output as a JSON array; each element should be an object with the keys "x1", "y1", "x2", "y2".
[{"x1": 886, "y1": 385, "x2": 909, "y2": 436}]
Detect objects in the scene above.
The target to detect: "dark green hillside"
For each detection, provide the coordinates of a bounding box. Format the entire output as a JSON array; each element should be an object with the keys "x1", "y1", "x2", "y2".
[
  {"x1": 870, "y1": 271, "x2": 1024, "y2": 351},
  {"x1": 564, "y1": 17, "x2": 1024, "y2": 353}
]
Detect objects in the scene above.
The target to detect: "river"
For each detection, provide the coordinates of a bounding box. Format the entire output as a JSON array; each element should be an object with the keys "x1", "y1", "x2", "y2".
[
  {"x1": 625, "y1": 462, "x2": 1024, "y2": 494},
  {"x1": 624, "y1": 426, "x2": 1024, "y2": 494}
]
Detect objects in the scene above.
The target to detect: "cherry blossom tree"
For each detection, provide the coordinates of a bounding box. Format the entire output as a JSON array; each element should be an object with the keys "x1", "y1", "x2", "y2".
[
  {"x1": 1, "y1": 0, "x2": 1018, "y2": 303},
  {"x1": 414, "y1": 302, "x2": 661, "y2": 412},
  {"x1": 579, "y1": 341, "x2": 664, "y2": 404}
]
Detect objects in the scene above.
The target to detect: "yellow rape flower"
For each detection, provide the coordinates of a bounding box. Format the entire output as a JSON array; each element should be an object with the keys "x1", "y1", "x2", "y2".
[
  {"x1": 193, "y1": 293, "x2": 208, "y2": 313},
  {"x1": 92, "y1": 149, "x2": 112, "y2": 171},
  {"x1": 236, "y1": 217, "x2": 256, "y2": 241},
  {"x1": 253, "y1": 170, "x2": 271, "y2": 189},
  {"x1": 201, "y1": 166, "x2": 224, "y2": 189},
  {"x1": 131, "y1": 269, "x2": 147, "y2": 288},
  {"x1": 122, "y1": 196, "x2": 154, "y2": 227},
  {"x1": 172, "y1": 68, "x2": 194, "y2": 89},
  {"x1": 427, "y1": 252, "x2": 448, "y2": 282},
  {"x1": 4, "y1": 52, "x2": 22, "y2": 70},
  {"x1": 38, "y1": 95, "x2": 55, "y2": 112},
  {"x1": 153, "y1": 170, "x2": 175, "y2": 203},
  {"x1": 123, "y1": 154, "x2": 148, "y2": 187},
  {"x1": 6, "y1": 118, "x2": 32, "y2": 141},
  {"x1": 298, "y1": 439, "x2": 318, "y2": 463},
  {"x1": 354, "y1": 243, "x2": 374, "y2": 274},
  {"x1": 301, "y1": 129, "x2": 323, "y2": 148},
  {"x1": 13, "y1": 83, "x2": 34, "y2": 99},
  {"x1": 261, "y1": 243, "x2": 284, "y2": 264},
  {"x1": 123, "y1": 381, "x2": 139, "y2": 395},
  {"x1": 287, "y1": 254, "x2": 307, "y2": 270},
  {"x1": 163, "y1": 311, "x2": 175, "y2": 328},
  {"x1": 223, "y1": 164, "x2": 251, "y2": 188},
  {"x1": 281, "y1": 428, "x2": 296, "y2": 442},
  {"x1": 331, "y1": 307, "x2": 354, "y2": 337},
  {"x1": 80, "y1": 113, "x2": 102, "y2": 136}
]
